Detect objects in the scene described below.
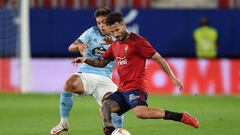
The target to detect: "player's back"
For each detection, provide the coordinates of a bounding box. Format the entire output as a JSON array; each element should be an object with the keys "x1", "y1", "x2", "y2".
[{"x1": 78, "y1": 26, "x2": 115, "y2": 78}]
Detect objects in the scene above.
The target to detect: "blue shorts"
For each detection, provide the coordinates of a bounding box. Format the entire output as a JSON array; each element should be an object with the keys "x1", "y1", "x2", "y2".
[{"x1": 107, "y1": 90, "x2": 148, "y2": 115}]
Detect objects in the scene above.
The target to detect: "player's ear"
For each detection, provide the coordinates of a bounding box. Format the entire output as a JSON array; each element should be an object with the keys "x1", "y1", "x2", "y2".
[{"x1": 121, "y1": 22, "x2": 126, "y2": 29}]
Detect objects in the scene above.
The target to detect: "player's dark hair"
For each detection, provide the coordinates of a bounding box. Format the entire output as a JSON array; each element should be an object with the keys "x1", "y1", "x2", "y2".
[
  {"x1": 94, "y1": 7, "x2": 111, "y2": 17},
  {"x1": 106, "y1": 12, "x2": 124, "y2": 25}
]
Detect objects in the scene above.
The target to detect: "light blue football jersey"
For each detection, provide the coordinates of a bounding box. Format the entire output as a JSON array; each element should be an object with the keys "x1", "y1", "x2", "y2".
[{"x1": 78, "y1": 26, "x2": 115, "y2": 79}]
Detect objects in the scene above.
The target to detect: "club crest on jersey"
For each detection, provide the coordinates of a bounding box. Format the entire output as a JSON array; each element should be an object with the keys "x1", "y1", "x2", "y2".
[{"x1": 93, "y1": 38, "x2": 97, "y2": 42}]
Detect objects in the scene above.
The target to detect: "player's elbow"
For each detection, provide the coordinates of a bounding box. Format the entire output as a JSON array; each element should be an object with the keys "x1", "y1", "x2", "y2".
[
  {"x1": 68, "y1": 44, "x2": 77, "y2": 52},
  {"x1": 68, "y1": 46, "x2": 72, "y2": 52},
  {"x1": 68, "y1": 47, "x2": 73, "y2": 52}
]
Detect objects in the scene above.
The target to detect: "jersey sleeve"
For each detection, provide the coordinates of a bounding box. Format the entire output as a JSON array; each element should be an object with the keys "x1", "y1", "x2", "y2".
[
  {"x1": 103, "y1": 44, "x2": 115, "y2": 61},
  {"x1": 78, "y1": 28, "x2": 91, "y2": 44},
  {"x1": 135, "y1": 39, "x2": 156, "y2": 59}
]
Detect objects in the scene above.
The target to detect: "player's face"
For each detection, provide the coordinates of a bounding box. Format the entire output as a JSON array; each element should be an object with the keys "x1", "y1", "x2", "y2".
[
  {"x1": 108, "y1": 22, "x2": 126, "y2": 41},
  {"x1": 96, "y1": 16, "x2": 108, "y2": 35}
]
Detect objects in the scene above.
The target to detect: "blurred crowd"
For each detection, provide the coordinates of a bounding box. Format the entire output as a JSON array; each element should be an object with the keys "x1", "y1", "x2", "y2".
[{"x1": 0, "y1": 0, "x2": 240, "y2": 9}]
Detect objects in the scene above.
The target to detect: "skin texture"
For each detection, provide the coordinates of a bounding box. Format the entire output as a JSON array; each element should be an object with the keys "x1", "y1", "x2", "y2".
[
  {"x1": 72, "y1": 19, "x2": 184, "y2": 128},
  {"x1": 64, "y1": 74, "x2": 84, "y2": 95},
  {"x1": 101, "y1": 99, "x2": 120, "y2": 127},
  {"x1": 66, "y1": 15, "x2": 110, "y2": 95}
]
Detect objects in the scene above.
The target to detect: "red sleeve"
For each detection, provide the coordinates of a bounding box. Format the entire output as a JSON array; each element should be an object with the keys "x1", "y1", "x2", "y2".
[
  {"x1": 103, "y1": 44, "x2": 115, "y2": 61},
  {"x1": 135, "y1": 38, "x2": 156, "y2": 59}
]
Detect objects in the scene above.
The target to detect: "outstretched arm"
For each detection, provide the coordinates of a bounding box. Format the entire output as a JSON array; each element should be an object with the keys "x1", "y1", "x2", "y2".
[
  {"x1": 68, "y1": 39, "x2": 88, "y2": 54},
  {"x1": 151, "y1": 52, "x2": 183, "y2": 91},
  {"x1": 72, "y1": 57, "x2": 110, "y2": 68}
]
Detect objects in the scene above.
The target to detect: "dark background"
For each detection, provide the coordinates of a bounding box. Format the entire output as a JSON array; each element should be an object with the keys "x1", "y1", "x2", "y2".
[{"x1": 30, "y1": 9, "x2": 240, "y2": 58}]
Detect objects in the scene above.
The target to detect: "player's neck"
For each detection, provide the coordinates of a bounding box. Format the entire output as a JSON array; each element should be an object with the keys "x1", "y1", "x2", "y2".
[{"x1": 119, "y1": 30, "x2": 130, "y2": 43}]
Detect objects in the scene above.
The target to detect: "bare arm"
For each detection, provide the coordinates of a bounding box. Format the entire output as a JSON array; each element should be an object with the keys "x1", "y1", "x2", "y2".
[
  {"x1": 85, "y1": 57, "x2": 110, "y2": 67},
  {"x1": 68, "y1": 40, "x2": 88, "y2": 54},
  {"x1": 72, "y1": 57, "x2": 110, "y2": 68},
  {"x1": 151, "y1": 52, "x2": 183, "y2": 91}
]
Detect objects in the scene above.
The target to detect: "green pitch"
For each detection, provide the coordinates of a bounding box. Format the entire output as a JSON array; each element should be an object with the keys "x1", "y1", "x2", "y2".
[{"x1": 0, "y1": 93, "x2": 239, "y2": 135}]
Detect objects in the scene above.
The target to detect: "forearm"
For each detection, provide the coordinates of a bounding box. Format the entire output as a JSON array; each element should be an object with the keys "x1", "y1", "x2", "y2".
[
  {"x1": 152, "y1": 53, "x2": 183, "y2": 90},
  {"x1": 157, "y1": 58, "x2": 175, "y2": 79},
  {"x1": 68, "y1": 40, "x2": 85, "y2": 52},
  {"x1": 68, "y1": 43, "x2": 79, "y2": 52},
  {"x1": 85, "y1": 58, "x2": 109, "y2": 67},
  {"x1": 152, "y1": 53, "x2": 176, "y2": 79}
]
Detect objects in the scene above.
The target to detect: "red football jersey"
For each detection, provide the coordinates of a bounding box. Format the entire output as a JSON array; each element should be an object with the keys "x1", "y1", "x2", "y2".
[{"x1": 103, "y1": 33, "x2": 156, "y2": 92}]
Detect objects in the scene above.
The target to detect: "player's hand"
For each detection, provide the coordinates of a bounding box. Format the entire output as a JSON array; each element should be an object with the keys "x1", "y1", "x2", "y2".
[
  {"x1": 72, "y1": 57, "x2": 86, "y2": 67},
  {"x1": 102, "y1": 34, "x2": 114, "y2": 45},
  {"x1": 78, "y1": 44, "x2": 88, "y2": 55},
  {"x1": 172, "y1": 78, "x2": 183, "y2": 92}
]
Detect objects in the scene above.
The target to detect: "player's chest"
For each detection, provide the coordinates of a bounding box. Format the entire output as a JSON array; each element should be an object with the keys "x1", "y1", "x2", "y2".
[
  {"x1": 88, "y1": 37, "x2": 109, "y2": 56},
  {"x1": 88, "y1": 36, "x2": 104, "y2": 47},
  {"x1": 113, "y1": 42, "x2": 134, "y2": 58}
]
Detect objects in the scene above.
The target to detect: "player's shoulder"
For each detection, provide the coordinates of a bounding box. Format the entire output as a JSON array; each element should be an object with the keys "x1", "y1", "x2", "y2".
[
  {"x1": 129, "y1": 32, "x2": 147, "y2": 42},
  {"x1": 86, "y1": 26, "x2": 100, "y2": 34},
  {"x1": 90, "y1": 26, "x2": 99, "y2": 31}
]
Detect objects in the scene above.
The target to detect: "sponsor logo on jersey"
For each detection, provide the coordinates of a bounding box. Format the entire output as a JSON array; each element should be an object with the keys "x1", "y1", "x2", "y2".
[
  {"x1": 116, "y1": 56, "x2": 128, "y2": 65},
  {"x1": 92, "y1": 47, "x2": 106, "y2": 56}
]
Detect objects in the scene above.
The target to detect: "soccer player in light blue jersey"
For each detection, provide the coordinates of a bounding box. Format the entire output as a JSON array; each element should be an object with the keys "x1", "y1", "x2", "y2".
[{"x1": 50, "y1": 7, "x2": 124, "y2": 135}]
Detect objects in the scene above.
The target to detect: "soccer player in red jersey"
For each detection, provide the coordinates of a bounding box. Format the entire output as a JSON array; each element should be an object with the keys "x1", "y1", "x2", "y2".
[{"x1": 72, "y1": 12, "x2": 199, "y2": 135}]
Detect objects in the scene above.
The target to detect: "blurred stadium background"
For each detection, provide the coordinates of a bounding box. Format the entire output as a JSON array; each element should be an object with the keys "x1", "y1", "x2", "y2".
[{"x1": 0, "y1": 0, "x2": 240, "y2": 135}]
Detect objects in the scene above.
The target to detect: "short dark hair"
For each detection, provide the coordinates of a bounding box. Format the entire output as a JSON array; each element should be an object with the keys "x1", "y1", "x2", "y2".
[
  {"x1": 106, "y1": 12, "x2": 124, "y2": 26},
  {"x1": 94, "y1": 7, "x2": 111, "y2": 17}
]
